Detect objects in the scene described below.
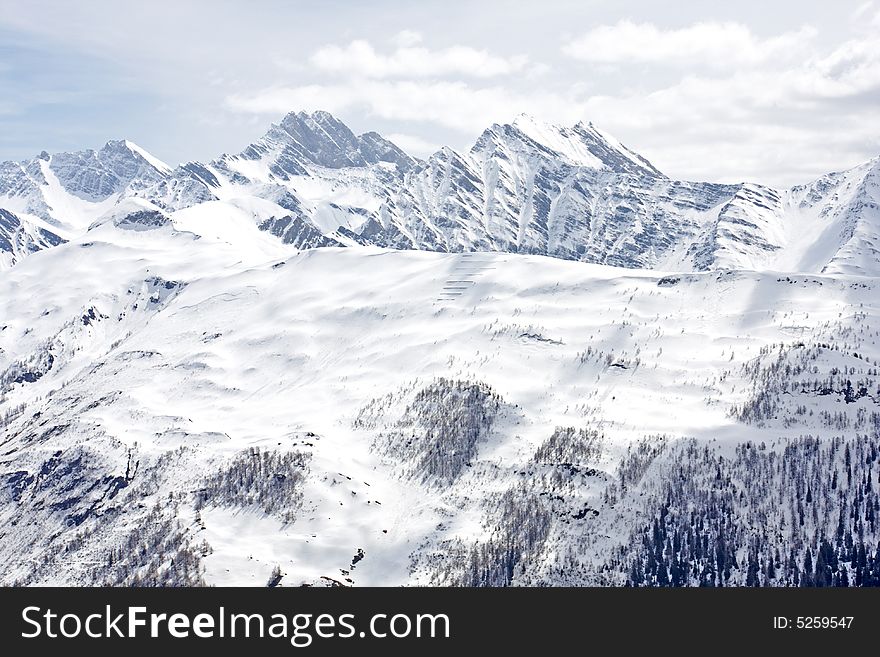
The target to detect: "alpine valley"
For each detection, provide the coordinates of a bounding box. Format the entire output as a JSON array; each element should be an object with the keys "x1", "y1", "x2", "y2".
[{"x1": 2, "y1": 111, "x2": 880, "y2": 587}]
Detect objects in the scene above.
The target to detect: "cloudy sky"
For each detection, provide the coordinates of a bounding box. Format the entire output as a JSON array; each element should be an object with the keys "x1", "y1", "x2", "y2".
[{"x1": 1, "y1": 0, "x2": 878, "y2": 186}]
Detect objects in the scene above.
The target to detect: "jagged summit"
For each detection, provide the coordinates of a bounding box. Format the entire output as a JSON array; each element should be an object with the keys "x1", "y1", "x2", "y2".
[
  {"x1": 0, "y1": 207, "x2": 65, "y2": 268},
  {"x1": 246, "y1": 109, "x2": 418, "y2": 173},
  {"x1": 469, "y1": 113, "x2": 663, "y2": 177},
  {"x1": 47, "y1": 139, "x2": 172, "y2": 201},
  {"x1": 119, "y1": 140, "x2": 173, "y2": 175},
  {"x1": 1, "y1": 109, "x2": 880, "y2": 276},
  {"x1": 0, "y1": 138, "x2": 174, "y2": 243}
]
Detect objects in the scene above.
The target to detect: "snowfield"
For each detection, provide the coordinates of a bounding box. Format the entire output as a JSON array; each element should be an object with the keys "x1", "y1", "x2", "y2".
[{"x1": 1, "y1": 211, "x2": 879, "y2": 585}]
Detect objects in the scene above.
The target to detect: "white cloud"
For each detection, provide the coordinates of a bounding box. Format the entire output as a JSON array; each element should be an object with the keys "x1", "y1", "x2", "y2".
[
  {"x1": 809, "y1": 37, "x2": 880, "y2": 97},
  {"x1": 224, "y1": 21, "x2": 880, "y2": 187},
  {"x1": 562, "y1": 20, "x2": 817, "y2": 69},
  {"x1": 226, "y1": 79, "x2": 582, "y2": 133},
  {"x1": 851, "y1": 1, "x2": 874, "y2": 20},
  {"x1": 385, "y1": 133, "x2": 440, "y2": 157},
  {"x1": 574, "y1": 32, "x2": 880, "y2": 184},
  {"x1": 309, "y1": 39, "x2": 530, "y2": 78},
  {"x1": 2, "y1": 2, "x2": 879, "y2": 186},
  {"x1": 391, "y1": 30, "x2": 423, "y2": 48}
]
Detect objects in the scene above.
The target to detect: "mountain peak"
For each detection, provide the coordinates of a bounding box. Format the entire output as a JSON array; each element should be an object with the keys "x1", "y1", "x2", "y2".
[
  {"x1": 571, "y1": 121, "x2": 663, "y2": 177},
  {"x1": 356, "y1": 130, "x2": 417, "y2": 171},
  {"x1": 475, "y1": 115, "x2": 663, "y2": 177},
  {"x1": 40, "y1": 139, "x2": 171, "y2": 203},
  {"x1": 511, "y1": 112, "x2": 543, "y2": 127},
  {"x1": 123, "y1": 140, "x2": 172, "y2": 174},
  {"x1": 509, "y1": 113, "x2": 570, "y2": 142},
  {"x1": 95, "y1": 139, "x2": 172, "y2": 174},
  {"x1": 240, "y1": 110, "x2": 417, "y2": 174},
  {"x1": 279, "y1": 109, "x2": 346, "y2": 133}
]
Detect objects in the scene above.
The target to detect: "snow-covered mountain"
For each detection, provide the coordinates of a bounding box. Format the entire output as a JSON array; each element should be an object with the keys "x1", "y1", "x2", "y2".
[
  {"x1": 3, "y1": 110, "x2": 879, "y2": 274},
  {"x1": 0, "y1": 140, "x2": 171, "y2": 230},
  {"x1": 0, "y1": 208, "x2": 65, "y2": 269},
  {"x1": 2, "y1": 111, "x2": 880, "y2": 587},
  {"x1": 1, "y1": 228, "x2": 879, "y2": 586}
]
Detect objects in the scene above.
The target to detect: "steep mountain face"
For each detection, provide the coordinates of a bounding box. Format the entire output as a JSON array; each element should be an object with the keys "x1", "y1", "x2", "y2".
[
  {"x1": 388, "y1": 139, "x2": 736, "y2": 267},
  {"x1": 202, "y1": 109, "x2": 417, "y2": 202},
  {"x1": 0, "y1": 139, "x2": 173, "y2": 266},
  {"x1": 362, "y1": 117, "x2": 880, "y2": 273},
  {"x1": 2, "y1": 110, "x2": 880, "y2": 275},
  {"x1": 787, "y1": 157, "x2": 880, "y2": 276},
  {"x1": 263, "y1": 110, "x2": 417, "y2": 173},
  {"x1": 0, "y1": 156, "x2": 71, "y2": 228},
  {"x1": 0, "y1": 208, "x2": 65, "y2": 269},
  {"x1": 258, "y1": 214, "x2": 345, "y2": 249},
  {"x1": 690, "y1": 183, "x2": 786, "y2": 271},
  {"x1": 114, "y1": 110, "x2": 418, "y2": 241},
  {"x1": 47, "y1": 139, "x2": 171, "y2": 202},
  {"x1": 484, "y1": 114, "x2": 664, "y2": 176}
]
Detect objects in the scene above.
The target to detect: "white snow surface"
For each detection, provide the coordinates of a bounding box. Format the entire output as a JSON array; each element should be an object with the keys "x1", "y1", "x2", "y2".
[
  {"x1": 1, "y1": 205, "x2": 878, "y2": 585},
  {"x1": 511, "y1": 114, "x2": 606, "y2": 169},
  {"x1": 124, "y1": 140, "x2": 172, "y2": 175}
]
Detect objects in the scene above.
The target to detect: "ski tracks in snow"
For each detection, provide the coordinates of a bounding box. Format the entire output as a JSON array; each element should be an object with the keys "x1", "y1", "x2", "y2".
[{"x1": 435, "y1": 252, "x2": 501, "y2": 304}]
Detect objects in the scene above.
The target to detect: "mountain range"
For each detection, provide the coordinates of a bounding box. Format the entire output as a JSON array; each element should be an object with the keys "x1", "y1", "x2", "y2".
[
  {"x1": 2, "y1": 111, "x2": 880, "y2": 587},
  {"x1": 2, "y1": 110, "x2": 878, "y2": 274}
]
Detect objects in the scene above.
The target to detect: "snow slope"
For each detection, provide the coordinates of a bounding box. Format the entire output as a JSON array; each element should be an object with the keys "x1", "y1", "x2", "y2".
[{"x1": 1, "y1": 216, "x2": 879, "y2": 585}]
